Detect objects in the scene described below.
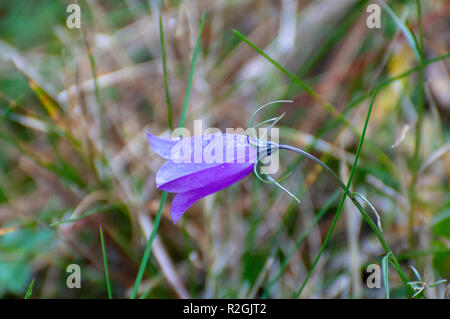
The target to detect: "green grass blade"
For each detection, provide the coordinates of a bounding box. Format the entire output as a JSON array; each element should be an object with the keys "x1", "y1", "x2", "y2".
[
  {"x1": 99, "y1": 225, "x2": 113, "y2": 299},
  {"x1": 232, "y1": 28, "x2": 398, "y2": 176},
  {"x1": 130, "y1": 191, "x2": 167, "y2": 299},
  {"x1": 232, "y1": 29, "x2": 355, "y2": 133},
  {"x1": 232, "y1": 30, "x2": 318, "y2": 98},
  {"x1": 83, "y1": 30, "x2": 105, "y2": 148},
  {"x1": 352, "y1": 198, "x2": 413, "y2": 293},
  {"x1": 347, "y1": 52, "x2": 450, "y2": 111},
  {"x1": 293, "y1": 90, "x2": 377, "y2": 298},
  {"x1": 130, "y1": 11, "x2": 205, "y2": 300},
  {"x1": 352, "y1": 192, "x2": 382, "y2": 231},
  {"x1": 382, "y1": 253, "x2": 391, "y2": 299},
  {"x1": 159, "y1": 15, "x2": 173, "y2": 131},
  {"x1": 24, "y1": 278, "x2": 35, "y2": 299},
  {"x1": 381, "y1": 1, "x2": 421, "y2": 61},
  {"x1": 19, "y1": 73, "x2": 62, "y2": 120},
  {"x1": 409, "y1": 0, "x2": 426, "y2": 247},
  {"x1": 178, "y1": 12, "x2": 205, "y2": 129},
  {"x1": 415, "y1": 0, "x2": 424, "y2": 54}
]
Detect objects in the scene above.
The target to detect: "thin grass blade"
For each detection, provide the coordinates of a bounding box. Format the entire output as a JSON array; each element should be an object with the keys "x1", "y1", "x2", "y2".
[
  {"x1": 100, "y1": 225, "x2": 113, "y2": 299},
  {"x1": 24, "y1": 278, "x2": 35, "y2": 299},
  {"x1": 293, "y1": 90, "x2": 378, "y2": 298},
  {"x1": 382, "y1": 253, "x2": 391, "y2": 299}
]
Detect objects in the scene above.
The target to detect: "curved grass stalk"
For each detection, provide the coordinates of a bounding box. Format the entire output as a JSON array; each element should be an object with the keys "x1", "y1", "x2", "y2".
[
  {"x1": 291, "y1": 91, "x2": 412, "y2": 297},
  {"x1": 257, "y1": 141, "x2": 411, "y2": 296},
  {"x1": 251, "y1": 91, "x2": 413, "y2": 297}
]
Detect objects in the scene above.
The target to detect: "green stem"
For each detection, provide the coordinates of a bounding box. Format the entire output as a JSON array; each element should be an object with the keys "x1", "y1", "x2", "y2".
[
  {"x1": 159, "y1": 15, "x2": 173, "y2": 131},
  {"x1": 179, "y1": 12, "x2": 205, "y2": 129},
  {"x1": 24, "y1": 278, "x2": 35, "y2": 299},
  {"x1": 281, "y1": 116, "x2": 414, "y2": 296},
  {"x1": 130, "y1": 191, "x2": 167, "y2": 299},
  {"x1": 131, "y1": 11, "x2": 205, "y2": 299},
  {"x1": 232, "y1": 29, "x2": 352, "y2": 133},
  {"x1": 346, "y1": 52, "x2": 450, "y2": 113},
  {"x1": 409, "y1": 0, "x2": 425, "y2": 248},
  {"x1": 99, "y1": 225, "x2": 113, "y2": 299},
  {"x1": 83, "y1": 30, "x2": 105, "y2": 150},
  {"x1": 292, "y1": 91, "x2": 375, "y2": 298}
]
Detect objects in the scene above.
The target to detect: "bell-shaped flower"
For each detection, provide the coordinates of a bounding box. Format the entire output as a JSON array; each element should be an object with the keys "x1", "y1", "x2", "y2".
[{"x1": 147, "y1": 132, "x2": 257, "y2": 223}]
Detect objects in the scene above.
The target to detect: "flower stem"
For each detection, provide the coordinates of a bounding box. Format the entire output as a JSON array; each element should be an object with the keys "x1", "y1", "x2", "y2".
[
  {"x1": 159, "y1": 15, "x2": 173, "y2": 131},
  {"x1": 130, "y1": 191, "x2": 167, "y2": 299},
  {"x1": 131, "y1": 12, "x2": 205, "y2": 298},
  {"x1": 278, "y1": 91, "x2": 414, "y2": 297},
  {"x1": 99, "y1": 225, "x2": 113, "y2": 299},
  {"x1": 278, "y1": 144, "x2": 346, "y2": 190},
  {"x1": 409, "y1": 0, "x2": 425, "y2": 249},
  {"x1": 279, "y1": 145, "x2": 414, "y2": 296}
]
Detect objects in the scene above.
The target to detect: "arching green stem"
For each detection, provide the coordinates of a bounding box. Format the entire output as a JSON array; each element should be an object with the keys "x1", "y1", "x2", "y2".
[{"x1": 272, "y1": 145, "x2": 412, "y2": 296}]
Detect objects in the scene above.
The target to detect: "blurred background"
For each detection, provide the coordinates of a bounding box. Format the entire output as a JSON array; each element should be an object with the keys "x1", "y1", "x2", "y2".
[{"x1": 0, "y1": 0, "x2": 449, "y2": 298}]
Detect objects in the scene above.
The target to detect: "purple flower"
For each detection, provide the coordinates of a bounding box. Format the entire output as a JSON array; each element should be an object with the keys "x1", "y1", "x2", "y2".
[{"x1": 147, "y1": 132, "x2": 257, "y2": 223}]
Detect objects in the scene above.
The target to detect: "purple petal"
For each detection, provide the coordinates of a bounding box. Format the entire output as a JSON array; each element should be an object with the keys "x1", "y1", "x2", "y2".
[
  {"x1": 157, "y1": 161, "x2": 255, "y2": 193},
  {"x1": 156, "y1": 133, "x2": 257, "y2": 192},
  {"x1": 147, "y1": 132, "x2": 178, "y2": 159},
  {"x1": 170, "y1": 166, "x2": 253, "y2": 223}
]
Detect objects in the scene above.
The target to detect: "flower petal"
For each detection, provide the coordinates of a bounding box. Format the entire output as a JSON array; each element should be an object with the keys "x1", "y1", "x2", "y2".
[
  {"x1": 170, "y1": 166, "x2": 253, "y2": 223},
  {"x1": 147, "y1": 132, "x2": 178, "y2": 159},
  {"x1": 156, "y1": 133, "x2": 257, "y2": 193},
  {"x1": 157, "y1": 161, "x2": 254, "y2": 193}
]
